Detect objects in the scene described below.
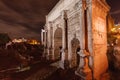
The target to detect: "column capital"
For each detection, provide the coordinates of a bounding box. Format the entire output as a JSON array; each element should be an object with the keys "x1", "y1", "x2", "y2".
[{"x1": 61, "y1": 10, "x2": 68, "y2": 20}]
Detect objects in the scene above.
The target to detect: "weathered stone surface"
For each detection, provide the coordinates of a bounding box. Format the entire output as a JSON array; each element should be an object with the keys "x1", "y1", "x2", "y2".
[
  {"x1": 92, "y1": 0, "x2": 110, "y2": 79},
  {"x1": 43, "y1": 0, "x2": 110, "y2": 79}
]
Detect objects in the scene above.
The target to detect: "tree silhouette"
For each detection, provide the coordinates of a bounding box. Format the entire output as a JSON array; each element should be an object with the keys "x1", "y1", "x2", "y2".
[{"x1": 0, "y1": 33, "x2": 11, "y2": 45}]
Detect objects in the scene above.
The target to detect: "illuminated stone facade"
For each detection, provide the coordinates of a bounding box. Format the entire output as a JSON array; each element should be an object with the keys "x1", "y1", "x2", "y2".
[
  {"x1": 92, "y1": 0, "x2": 110, "y2": 79},
  {"x1": 42, "y1": 0, "x2": 110, "y2": 79}
]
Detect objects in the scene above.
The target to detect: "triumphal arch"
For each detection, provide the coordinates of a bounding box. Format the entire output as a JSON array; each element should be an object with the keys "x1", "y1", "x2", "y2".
[{"x1": 41, "y1": 0, "x2": 110, "y2": 79}]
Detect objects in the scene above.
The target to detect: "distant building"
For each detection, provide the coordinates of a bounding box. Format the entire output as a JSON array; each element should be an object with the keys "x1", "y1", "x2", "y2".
[{"x1": 12, "y1": 38, "x2": 27, "y2": 43}]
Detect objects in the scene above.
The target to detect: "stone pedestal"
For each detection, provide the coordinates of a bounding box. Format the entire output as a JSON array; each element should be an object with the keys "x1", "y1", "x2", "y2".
[
  {"x1": 75, "y1": 50, "x2": 92, "y2": 80},
  {"x1": 59, "y1": 49, "x2": 69, "y2": 69}
]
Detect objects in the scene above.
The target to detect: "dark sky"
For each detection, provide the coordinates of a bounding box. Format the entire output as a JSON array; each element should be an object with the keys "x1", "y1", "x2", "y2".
[
  {"x1": 106, "y1": 0, "x2": 120, "y2": 24},
  {"x1": 0, "y1": 0, "x2": 59, "y2": 40},
  {"x1": 0, "y1": 0, "x2": 119, "y2": 40}
]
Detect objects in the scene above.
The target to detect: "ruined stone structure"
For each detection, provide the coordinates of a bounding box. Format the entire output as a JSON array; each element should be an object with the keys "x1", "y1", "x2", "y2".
[{"x1": 41, "y1": 0, "x2": 110, "y2": 79}]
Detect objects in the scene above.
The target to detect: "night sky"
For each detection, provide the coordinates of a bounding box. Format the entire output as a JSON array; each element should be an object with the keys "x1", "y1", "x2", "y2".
[
  {"x1": 0, "y1": 0, "x2": 59, "y2": 40},
  {"x1": 0, "y1": 0, "x2": 119, "y2": 40},
  {"x1": 106, "y1": 0, "x2": 120, "y2": 24}
]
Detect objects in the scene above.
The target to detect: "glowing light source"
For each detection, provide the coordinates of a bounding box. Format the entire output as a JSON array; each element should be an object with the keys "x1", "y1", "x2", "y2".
[
  {"x1": 111, "y1": 28, "x2": 116, "y2": 32},
  {"x1": 27, "y1": 39, "x2": 40, "y2": 45}
]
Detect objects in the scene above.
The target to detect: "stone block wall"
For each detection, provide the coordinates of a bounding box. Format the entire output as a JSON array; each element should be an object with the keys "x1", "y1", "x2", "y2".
[{"x1": 92, "y1": 0, "x2": 110, "y2": 79}]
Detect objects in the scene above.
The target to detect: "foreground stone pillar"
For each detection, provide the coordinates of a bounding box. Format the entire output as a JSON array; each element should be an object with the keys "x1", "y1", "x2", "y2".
[
  {"x1": 86, "y1": 1, "x2": 94, "y2": 79},
  {"x1": 75, "y1": 1, "x2": 91, "y2": 79},
  {"x1": 92, "y1": 0, "x2": 110, "y2": 79},
  {"x1": 75, "y1": 0, "x2": 110, "y2": 80}
]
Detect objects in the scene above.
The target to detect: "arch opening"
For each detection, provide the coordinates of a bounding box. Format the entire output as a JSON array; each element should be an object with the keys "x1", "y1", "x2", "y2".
[
  {"x1": 71, "y1": 38, "x2": 80, "y2": 68},
  {"x1": 54, "y1": 28, "x2": 62, "y2": 60}
]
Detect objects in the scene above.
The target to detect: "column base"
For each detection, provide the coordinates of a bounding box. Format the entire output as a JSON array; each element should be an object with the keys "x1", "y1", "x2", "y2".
[
  {"x1": 75, "y1": 70, "x2": 93, "y2": 80},
  {"x1": 59, "y1": 60, "x2": 64, "y2": 69},
  {"x1": 49, "y1": 48, "x2": 54, "y2": 60},
  {"x1": 75, "y1": 58, "x2": 93, "y2": 80},
  {"x1": 75, "y1": 70, "x2": 86, "y2": 80}
]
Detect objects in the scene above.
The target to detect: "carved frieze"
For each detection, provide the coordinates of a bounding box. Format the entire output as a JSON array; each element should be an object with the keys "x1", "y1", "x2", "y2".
[
  {"x1": 93, "y1": 0, "x2": 109, "y2": 14},
  {"x1": 93, "y1": 17, "x2": 106, "y2": 44},
  {"x1": 86, "y1": 0, "x2": 91, "y2": 4},
  {"x1": 67, "y1": 13, "x2": 80, "y2": 36},
  {"x1": 74, "y1": 0, "x2": 82, "y2": 10}
]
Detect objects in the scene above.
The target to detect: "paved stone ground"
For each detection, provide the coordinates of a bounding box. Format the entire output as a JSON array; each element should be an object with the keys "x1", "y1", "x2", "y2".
[
  {"x1": 26, "y1": 66, "x2": 57, "y2": 80},
  {"x1": 1, "y1": 62, "x2": 120, "y2": 80},
  {"x1": 109, "y1": 70, "x2": 120, "y2": 80},
  {"x1": 45, "y1": 69, "x2": 120, "y2": 80},
  {"x1": 0, "y1": 58, "x2": 119, "y2": 80}
]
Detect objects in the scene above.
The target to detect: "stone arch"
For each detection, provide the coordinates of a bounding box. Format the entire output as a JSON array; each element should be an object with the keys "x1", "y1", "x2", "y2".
[
  {"x1": 71, "y1": 38, "x2": 80, "y2": 68},
  {"x1": 54, "y1": 27, "x2": 62, "y2": 60}
]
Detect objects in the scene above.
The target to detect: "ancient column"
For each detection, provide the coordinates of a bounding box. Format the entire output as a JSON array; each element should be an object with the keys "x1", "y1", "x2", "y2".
[
  {"x1": 61, "y1": 10, "x2": 68, "y2": 50},
  {"x1": 75, "y1": 0, "x2": 90, "y2": 79},
  {"x1": 43, "y1": 26, "x2": 47, "y2": 58},
  {"x1": 49, "y1": 22, "x2": 54, "y2": 60},
  {"x1": 41, "y1": 29, "x2": 46, "y2": 45},
  {"x1": 86, "y1": 0, "x2": 94, "y2": 79},
  {"x1": 41, "y1": 29, "x2": 43, "y2": 45},
  {"x1": 59, "y1": 10, "x2": 68, "y2": 69},
  {"x1": 75, "y1": 0, "x2": 86, "y2": 73},
  {"x1": 45, "y1": 25, "x2": 50, "y2": 60}
]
